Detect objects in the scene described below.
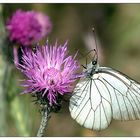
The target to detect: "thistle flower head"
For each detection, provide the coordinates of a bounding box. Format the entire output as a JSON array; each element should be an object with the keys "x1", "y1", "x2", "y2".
[
  {"x1": 17, "y1": 41, "x2": 81, "y2": 106},
  {"x1": 6, "y1": 9, "x2": 52, "y2": 46}
]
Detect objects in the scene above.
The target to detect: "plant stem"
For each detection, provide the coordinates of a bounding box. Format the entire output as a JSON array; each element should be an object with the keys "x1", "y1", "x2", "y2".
[
  {"x1": 11, "y1": 97, "x2": 30, "y2": 136},
  {"x1": 13, "y1": 46, "x2": 19, "y2": 66},
  {"x1": 37, "y1": 106, "x2": 51, "y2": 137},
  {"x1": 0, "y1": 55, "x2": 7, "y2": 136},
  {"x1": 0, "y1": 4, "x2": 6, "y2": 136}
]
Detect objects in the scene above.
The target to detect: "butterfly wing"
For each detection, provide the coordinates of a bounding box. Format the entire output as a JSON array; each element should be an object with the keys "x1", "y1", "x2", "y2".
[
  {"x1": 69, "y1": 67, "x2": 140, "y2": 130},
  {"x1": 69, "y1": 73, "x2": 112, "y2": 130},
  {"x1": 99, "y1": 67, "x2": 140, "y2": 121}
]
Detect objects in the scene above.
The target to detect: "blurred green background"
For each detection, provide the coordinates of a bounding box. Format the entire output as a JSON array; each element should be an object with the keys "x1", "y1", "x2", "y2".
[{"x1": 1, "y1": 3, "x2": 140, "y2": 137}]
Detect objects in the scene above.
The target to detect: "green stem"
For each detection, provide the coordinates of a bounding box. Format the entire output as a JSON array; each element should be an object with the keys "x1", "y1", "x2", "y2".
[
  {"x1": 0, "y1": 56, "x2": 7, "y2": 136},
  {"x1": 37, "y1": 106, "x2": 51, "y2": 137},
  {"x1": 11, "y1": 97, "x2": 30, "y2": 136},
  {"x1": 0, "y1": 4, "x2": 6, "y2": 136}
]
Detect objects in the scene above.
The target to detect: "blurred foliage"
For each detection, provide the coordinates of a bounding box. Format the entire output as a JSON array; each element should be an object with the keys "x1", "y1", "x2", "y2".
[
  {"x1": 0, "y1": 4, "x2": 7, "y2": 136},
  {"x1": 1, "y1": 3, "x2": 140, "y2": 137}
]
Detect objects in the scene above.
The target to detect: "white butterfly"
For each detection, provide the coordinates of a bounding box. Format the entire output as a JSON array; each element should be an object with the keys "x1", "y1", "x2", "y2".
[{"x1": 69, "y1": 47, "x2": 140, "y2": 131}]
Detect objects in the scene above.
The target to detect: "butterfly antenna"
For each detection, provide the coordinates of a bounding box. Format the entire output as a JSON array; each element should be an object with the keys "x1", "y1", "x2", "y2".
[
  {"x1": 86, "y1": 56, "x2": 88, "y2": 67},
  {"x1": 73, "y1": 48, "x2": 88, "y2": 69},
  {"x1": 92, "y1": 27, "x2": 98, "y2": 62}
]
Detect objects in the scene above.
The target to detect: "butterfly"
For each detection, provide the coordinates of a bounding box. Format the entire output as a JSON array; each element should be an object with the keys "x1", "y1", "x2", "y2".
[{"x1": 69, "y1": 29, "x2": 140, "y2": 131}]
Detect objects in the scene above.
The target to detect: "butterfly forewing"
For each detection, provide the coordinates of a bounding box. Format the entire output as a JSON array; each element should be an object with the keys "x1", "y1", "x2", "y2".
[
  {"x1": 69, "y1": 67, "x2": 140, "y2": 130},
  {"x1": 69, "y1": 72, "x2": 112, "y2": 130}
]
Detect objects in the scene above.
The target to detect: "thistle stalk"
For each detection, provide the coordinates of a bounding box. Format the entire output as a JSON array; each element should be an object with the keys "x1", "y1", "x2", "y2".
[
  {"x1": 0, "y1": 4, "x2": 6, "y2": 136},
  {"x1": 13, "y1": 46, "x2": 19, "y2": 66},
  {"x1": 37, "y1": 105, "x2": 51, "y2": 137}
]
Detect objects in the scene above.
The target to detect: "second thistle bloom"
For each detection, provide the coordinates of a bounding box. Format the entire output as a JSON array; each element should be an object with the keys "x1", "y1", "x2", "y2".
[
  {"x1": 6, "y1": 10, "x2": 52, "y2": 46},
  {"x1": 17, "y1": 42, "x2": 81, "y2": 106}
]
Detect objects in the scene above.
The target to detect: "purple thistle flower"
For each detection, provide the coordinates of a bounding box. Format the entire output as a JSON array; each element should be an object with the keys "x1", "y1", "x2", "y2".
[
  {"x1": 17, "y1": 42, "x2": 81, "y2": 106},
  {"x1": 6, "y1": 9, "x2": 52, "y2": 46}
]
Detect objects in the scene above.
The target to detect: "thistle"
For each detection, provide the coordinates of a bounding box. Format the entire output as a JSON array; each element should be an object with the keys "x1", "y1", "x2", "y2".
[
  {"x1": 16, "y1": 41, "x2": 81, "y2": 136},
  {"x1": 6, "y1": 9, "x2": 52, "y2": 66},
  {"x1": 6, "y1": 9, "x2": 52, "y2": 46}
]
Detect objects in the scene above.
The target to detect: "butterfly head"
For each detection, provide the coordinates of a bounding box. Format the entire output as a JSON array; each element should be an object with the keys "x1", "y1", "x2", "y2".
[{"x1": 83, "y1": 49, "x2": 99, "y2": 78}]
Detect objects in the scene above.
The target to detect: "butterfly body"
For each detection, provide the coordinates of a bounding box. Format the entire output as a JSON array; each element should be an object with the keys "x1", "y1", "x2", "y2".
[
  {"x1": 84, "y1": 59, "x2": 100, "y2": 78},
  {"x1": 69, "y1": 60, "x2": 140, "y2": 130}
]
